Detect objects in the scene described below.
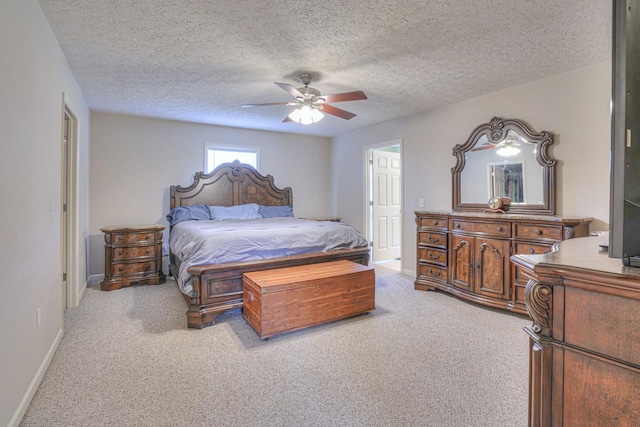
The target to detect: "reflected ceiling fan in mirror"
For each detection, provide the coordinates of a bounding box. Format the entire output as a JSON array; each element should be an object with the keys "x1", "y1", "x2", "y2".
[
  {"x1": 242, "y1": 73, "x2": 367, "y2": 125},
  {"x1": 471, "y1": 133, "x2": 522, "y2": 157}
]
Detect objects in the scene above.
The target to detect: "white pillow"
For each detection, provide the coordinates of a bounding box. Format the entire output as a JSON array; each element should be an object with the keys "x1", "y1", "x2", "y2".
[{"x1": 209, "y1": 203, "x2": 261, "y2": 221}]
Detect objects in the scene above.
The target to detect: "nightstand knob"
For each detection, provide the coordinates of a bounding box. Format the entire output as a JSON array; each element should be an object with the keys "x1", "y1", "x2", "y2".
[
  {"x1": 118, "y1": 251, "x2": 124, "y2": 256},
  {"x1": 146, "y1": 249, "x2": 151, "y2": 254},
  {"x1": 497, "y1": 226, "x2": 504, "y2": 232},
  {"x1": 118, "y1": 267, "x2": 123, "y2": 272},
  {"x1": 117, "y1": 236, "x2": 123, "y2": 241},
  {"x1": 529, "y1": 248, "x2": 535, "y2": 254},
  {"x1": 145, "y1": 264, "x2": 151, "y2": 270},
  {"x1": 534, "y1": 229, "x2": 543, "y2": 235},
  {"x1": 455, "y1": 223, "x2": 460, "y2": 228},
  {"x1": 145, "y1": 234, "x2": 151, "y2": 239}
]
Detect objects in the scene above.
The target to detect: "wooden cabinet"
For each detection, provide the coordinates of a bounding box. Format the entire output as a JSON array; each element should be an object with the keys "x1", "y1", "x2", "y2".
[
  {"x1": 512, "y1": 234, "x2": 640, "y2": 426},
  {"x1": 415, "y1": 211, "x2": 591, "y2": 315},
  {"x1": 100, "y1": 224, "x2": 166, "y2": 291}
]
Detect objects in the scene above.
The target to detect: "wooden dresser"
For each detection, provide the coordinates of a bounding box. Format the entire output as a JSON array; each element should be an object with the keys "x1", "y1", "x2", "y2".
[
  {"x1": 415, "y1": 211, "x2": 592, "y2": 314},
  {"x1": 512, "y1": 234, "x2": 640, "y2": 426},
  {"x1": 100, "y1": 224, "x2": 166, "y2": 291}
]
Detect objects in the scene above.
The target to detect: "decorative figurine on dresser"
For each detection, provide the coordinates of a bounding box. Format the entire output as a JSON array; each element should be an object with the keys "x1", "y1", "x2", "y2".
[
  {"x1": 414, "y1": 117, "x2": 592, "y2": 315},
  {"x1": 100, "y1": 224, "x2": 166, "y2": 291}
]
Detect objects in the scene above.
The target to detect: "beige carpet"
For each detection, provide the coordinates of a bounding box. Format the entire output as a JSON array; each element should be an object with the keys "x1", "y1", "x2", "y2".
[{"x1": 20, "y1": 265, "x2": 530, "y2": 426}]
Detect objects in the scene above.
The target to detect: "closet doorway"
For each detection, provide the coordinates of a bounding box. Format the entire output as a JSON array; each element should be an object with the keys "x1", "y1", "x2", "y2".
[{"x1": 365, "y1": 141, "x2": 402, "y2": 270}]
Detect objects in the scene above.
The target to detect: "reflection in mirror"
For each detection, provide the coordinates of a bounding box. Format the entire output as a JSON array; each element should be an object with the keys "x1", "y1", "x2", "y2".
[{"x1": 452, "y1": 117, "x2": 555, "y2": 214}]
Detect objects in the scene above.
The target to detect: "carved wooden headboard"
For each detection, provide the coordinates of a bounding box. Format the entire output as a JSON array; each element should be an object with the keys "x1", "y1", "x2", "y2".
[{"x1": 170, "y1": 160, "x2": 293, "y2": 209}]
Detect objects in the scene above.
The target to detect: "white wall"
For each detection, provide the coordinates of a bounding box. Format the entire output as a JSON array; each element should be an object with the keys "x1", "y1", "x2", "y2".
[
  {"x1": 332, "y1": 61, "x2": 612, "y2": 274},
  {"x1": 0, "y1": 1, "x2": 90, "y2": 425},
  {"x1": 89, "y1": 113, "x2": 332, "y2": 275}
]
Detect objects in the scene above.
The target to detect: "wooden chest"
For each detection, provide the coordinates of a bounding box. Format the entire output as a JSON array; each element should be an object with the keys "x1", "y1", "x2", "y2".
[{"x1": 242, "y1": 260, "x2": 375, "y2": 338}]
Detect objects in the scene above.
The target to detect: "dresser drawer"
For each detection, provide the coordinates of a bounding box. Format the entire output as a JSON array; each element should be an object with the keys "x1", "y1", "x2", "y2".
[
  {"x1": 514, "y1": 223, "x2": 563, "y2": 241},
  {"x1": 113, "y1": 246, "x2": 156, "y2": 260},
  {"x1": 417, "y1": 216, "x2": 449, "y2": 230},
  {"x1": 451, "y1": 219, "x2": 511, "y2": 238},
  {"x1": 418, "y1": 231, "x2": 447, "y2": 249},
  {"x1": 418, "y1": 264, "x2": 447, "y2": 283},
  {"x1": 514, "y1": 242, "x2": 554, "y2": 256},
  {"x1": 113, "y1": 232, "x2": 155, "y2": 244},
  {"x1": 418, "y1": 247, "x2": 447, "y2": 266},
  {"x1": 112, "y1": 261, "x2": 156, "y2": 275}
]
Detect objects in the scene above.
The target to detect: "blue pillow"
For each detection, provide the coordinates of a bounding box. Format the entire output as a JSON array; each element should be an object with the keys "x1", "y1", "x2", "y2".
[
  {"x1": 258, "y1": 205, "x2": 294, "y2": 218},
  {"x1": 209, "y1": 203, "x2": 261, "y2": 221},
  {"x1": 166, "y1": 204, "x2": 212, "y2": 226}
]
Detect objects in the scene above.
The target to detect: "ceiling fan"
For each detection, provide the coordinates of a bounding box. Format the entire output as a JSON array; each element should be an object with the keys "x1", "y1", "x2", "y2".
[
  {"x1": 242, "y1": 73, "x2": 367, "y2": 124},
  {"x1": 472, "y1": 135, "x2": 522, "y2": 156}
]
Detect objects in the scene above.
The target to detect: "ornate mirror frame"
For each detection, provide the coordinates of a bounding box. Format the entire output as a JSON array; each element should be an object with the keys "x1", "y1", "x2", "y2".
[{"x1": 452, "y1": 117, "x2": 556, "y2": 215}]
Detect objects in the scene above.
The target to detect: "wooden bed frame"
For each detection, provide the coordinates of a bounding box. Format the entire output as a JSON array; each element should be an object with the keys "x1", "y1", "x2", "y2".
[{"x1": 169, "y1": 160, "x2": 370, "y2": 328}]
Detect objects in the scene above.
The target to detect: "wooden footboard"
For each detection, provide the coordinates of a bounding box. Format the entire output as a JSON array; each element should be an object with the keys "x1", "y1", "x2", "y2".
[{"x1": 171, "y1": 248, "x2": 370, "y2": 328}]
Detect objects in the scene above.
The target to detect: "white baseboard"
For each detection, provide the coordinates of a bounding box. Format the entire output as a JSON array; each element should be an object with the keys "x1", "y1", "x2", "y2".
[
  {"x1": 402, "y1": 268, "x2": 416, "y2": 277},
  {"x1": 8, "y1": 328, "x2": 63, "y2": 427},
  {"x1": 87, "y1": 274, "x2": 104, "y2": 285}
]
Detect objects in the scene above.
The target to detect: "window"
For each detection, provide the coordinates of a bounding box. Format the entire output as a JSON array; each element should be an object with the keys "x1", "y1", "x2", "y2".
[{"x1": 204, "y1": 145, "x2": 259, "y2": 173}]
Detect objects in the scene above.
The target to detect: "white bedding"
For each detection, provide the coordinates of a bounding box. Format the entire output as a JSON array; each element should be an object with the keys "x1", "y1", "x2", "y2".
[{"x1": 169, "y1": 217, "x2": 370, "y2": 296}]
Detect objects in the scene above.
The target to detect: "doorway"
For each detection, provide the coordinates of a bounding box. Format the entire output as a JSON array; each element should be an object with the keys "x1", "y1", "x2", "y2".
[
  {"x1": 366, "y1": 141, "x2": 402, "y2": 271},
  {"x1": 61, "y1": 100, "x2": 79, "y2": 310}
]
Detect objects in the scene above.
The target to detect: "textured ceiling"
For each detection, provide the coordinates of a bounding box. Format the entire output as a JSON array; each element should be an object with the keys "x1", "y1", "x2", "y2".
[{"x1": 38, "y1": 0, "x2": 611, "y2": 138}]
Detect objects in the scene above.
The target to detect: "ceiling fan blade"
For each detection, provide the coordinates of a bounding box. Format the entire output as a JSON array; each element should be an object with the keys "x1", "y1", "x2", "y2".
[
  {"x1": 275, "y1": 82, "x2": 304, "y2": 99},
  {"x1": 321, "y1": 104, "x2": 357, "y2": 120},
  {"x1": 471, "y1": 145, "x2": 496, "y2": 151},
  {"x1": 242, "y1": 101, "x2": 297, "y2": 107},
  {"x1": 319, "y1": 91, "x2": 367, "y2": 103}
]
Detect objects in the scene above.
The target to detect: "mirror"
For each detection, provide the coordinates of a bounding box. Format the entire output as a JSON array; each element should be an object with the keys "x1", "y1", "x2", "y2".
[{"x1": 452, "y1": 117, "x2": 556, "y2": 214}]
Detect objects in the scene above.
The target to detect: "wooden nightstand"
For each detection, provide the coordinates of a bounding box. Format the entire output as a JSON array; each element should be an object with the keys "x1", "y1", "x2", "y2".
[{"x1": 100, "y1": 224, "x2": 166, "y2": 291}]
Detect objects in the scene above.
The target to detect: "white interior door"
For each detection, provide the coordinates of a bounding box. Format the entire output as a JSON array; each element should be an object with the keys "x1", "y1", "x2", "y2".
[{"x1": 372, "y1": 149, "x2": 401, "y2": 262}]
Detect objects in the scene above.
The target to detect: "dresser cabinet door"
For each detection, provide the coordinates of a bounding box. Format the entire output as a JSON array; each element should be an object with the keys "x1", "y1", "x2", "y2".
[
  {"x1": 474, "y1": 237, "x2": 511, "y2": 300},
  {"x1": 450, "y1": 234, "x2": 473, "y2": 291}
]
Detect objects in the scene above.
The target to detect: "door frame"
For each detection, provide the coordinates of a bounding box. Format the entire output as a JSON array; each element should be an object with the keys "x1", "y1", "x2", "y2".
[
  {"x1": 61, "y1": 94, "x2": 80, "y2": 311},
  {"x1": 363, "y1": 139, "x2": 403, "y2": 265}
]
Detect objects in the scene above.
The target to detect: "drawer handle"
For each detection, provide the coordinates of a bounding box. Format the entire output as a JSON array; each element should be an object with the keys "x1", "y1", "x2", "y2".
[
  {"x1": 146, "y1": 249, "x2": 151, "y2": 254},
  {"x1": 117, "y1": 236, "x2": 123, "y2": 241},
  {"x1": 534, "y1": 229, "x2": 543, "y2": 235},
  {"x1": 145, "y1": 264, "x2": 151, "y2": 271},
  {"x1": 118, "y1": 267, "x2": 123, "y2": 272},
  {"x1": 544, "y1": 250, "x2": 550, "y2": 254},
  {"x1": 428, "y1": 236, "x2": 441, "y2": 243},
  {"x1": 429, "y1": 269, "x2": 441, "y2": 277},
  {"x1": 145, "y1": 234, "x2": 151, "y2": 240},
  {"x1": 455, "y1": 223, "x2": 461, "y2": 229},
  {"x1": 529, "y1": 248, "x2": 535, "y2": 254},
  {"x1": 433, "y1": 220, "x2": 438, "y2": 226},
  {"x1": 118, "y1": 250, "x2": 124, "y2": 256},
  {"x1": 497, "y1": 226, "x2": 504, "y2": 232},
  {"x1": 428, "y1": 252, "x2": 441, "y2": 260}
]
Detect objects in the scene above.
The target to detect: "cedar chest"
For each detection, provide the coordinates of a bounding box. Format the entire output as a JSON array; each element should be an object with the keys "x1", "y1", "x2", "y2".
[{"x1": 242, "y1": 260, "x2": 375, "y2": 338}]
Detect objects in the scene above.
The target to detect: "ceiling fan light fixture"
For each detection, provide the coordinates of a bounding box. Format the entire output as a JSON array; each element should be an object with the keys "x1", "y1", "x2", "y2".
[
  {"x1": 288, "y1": 105, "x2": 324, "y2": 124},
  {"x1": 496, "y1": 145, "x2": 521, "y2": 157}
]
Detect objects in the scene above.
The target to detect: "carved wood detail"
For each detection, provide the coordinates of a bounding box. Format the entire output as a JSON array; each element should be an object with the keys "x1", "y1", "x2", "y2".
[{"x1": 524, "y1": 278, "x2": 551, "y2": 335}]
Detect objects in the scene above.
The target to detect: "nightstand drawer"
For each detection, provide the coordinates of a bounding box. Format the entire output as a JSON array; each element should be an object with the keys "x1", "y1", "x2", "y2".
[
  {"x1": 113, "y1": 246, "x2": 155, "y2": 260},
  {"x1": 113, "y1": 232, "x2": 155, "y2": 244},
  {"x1": 514, "y1": 224, "x2": 563, "y2": 241},
  {"x1": 112, "y1": 261, "x2": 156, "y2": 275}
]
